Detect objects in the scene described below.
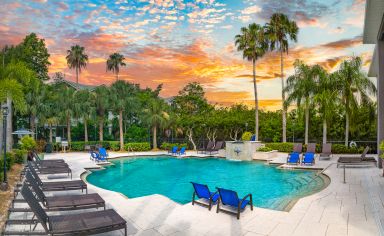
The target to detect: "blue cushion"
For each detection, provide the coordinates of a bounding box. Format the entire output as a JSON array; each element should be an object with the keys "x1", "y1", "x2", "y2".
[
  {"x1": 302, "y1": 152, "x2": 315, "y2": 164},
  {"x1": 288, "y1": 152, "x2": 300, "y2": 163},
  {"x1": 241, "y1": 200, "x2": 249, "y2": 209},
  {"x1": 217, "y1": 188, "x2": 239, "y2": 207},
  {"x1": 192, "y1": 182, "x2": 218, "y2": 202}
]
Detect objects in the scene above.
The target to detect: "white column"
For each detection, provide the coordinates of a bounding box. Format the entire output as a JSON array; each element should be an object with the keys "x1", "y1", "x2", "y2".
[{"x1": 377, "y1": 41, "x2": 384, "y2": 168}]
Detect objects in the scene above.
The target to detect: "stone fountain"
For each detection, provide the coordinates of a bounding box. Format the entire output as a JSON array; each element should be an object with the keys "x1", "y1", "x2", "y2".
[{"x1": 225, "y1": 141, "x2": 263, "y2": 161}]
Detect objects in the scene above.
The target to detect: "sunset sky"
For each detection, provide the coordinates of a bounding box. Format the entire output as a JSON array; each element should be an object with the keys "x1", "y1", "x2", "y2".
[{"x1": 0, "y1": 0, "x2": 373, "y2": 110}]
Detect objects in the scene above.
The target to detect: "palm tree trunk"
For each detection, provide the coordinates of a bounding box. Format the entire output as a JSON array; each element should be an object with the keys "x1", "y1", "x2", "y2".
[
  {"x1": 305, "y1": 105, "x2": 309, "y2": 145},
  {"x1": 119, "y1": 110, "x2": 124, "y2": 151},
  {"x1": 49, "y1": 124, "x2": 53, "y2": 143},
  {"x1": 281, "y1": 49, "x2": 287, "y2": 143},
  {"x1": 345, "y1": 98, "x2": 349, "y2": 146},
  {"x1": 153, "y1": 126, "x2": 157, "y2": 149},
  {"x1": 84, "y1": 118, "x2": 88, "y2": 142},
  {"x1": 76, "y1": 66, "x2": 79, "y2": 85},
  {"x1": 322, "y1": 119, "x2": 327, "y2": 144},
  {"x1": 99, "y1": 119, "x2": 104, "y2": 141},
  {"x1": 66, "y1": 115, "x2": 71, "y2": 143},
  {"x1": 30, "y1": 114, "x2": 35, "y2": 139},
  {"x1": 6, "y1": 97, "x2": 12, "y2": 151},
  {"x1": 116, "y1": 72, "x2": 119, "y2": 81},
  {"x1": 252, "y1": 59, "x2": 259, "y2": 141}
]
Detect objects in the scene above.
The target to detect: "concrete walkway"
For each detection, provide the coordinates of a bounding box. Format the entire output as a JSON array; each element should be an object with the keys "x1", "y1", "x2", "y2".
[{"x1": 6, "y1": 151, "x2": 384, "y2": 236}]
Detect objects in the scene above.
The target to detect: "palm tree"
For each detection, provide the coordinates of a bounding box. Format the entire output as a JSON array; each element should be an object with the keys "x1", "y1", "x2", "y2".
[
  {"x1": 106, "y1": 53, "x2": 126, "y2": 81},
  {"x1": 285, "y1": 60, "x2": 318, "y2": 144},
  {"x1": 335, "y1": 56, "x2": 376, "y2": 146},
  {"x1": 235, "y1": 23, "x2": 268, "y2": 140},
  {"x1": 94, "y1": 86, "x2": 109, "y2": 141},
  {"x1": 314, "y1": 72, "x2": 339, "y2": 144},
  {"x1": 266, "y1": 13, "x2": 299, "y2": 142},
  {"x1": 57, "y1": 86, "x2": 75, "y2": 143},
  {"x1": 25, "y1": 81, "x2": 47, "y2": 138},
  {"x1": 144, "y1": 99, "x2": 169, "y2": 149},
  {"x1": 66, "y1": 45, "x2": 88, "y2": 85},
  {"x1": 74, "y1": 90, "x2": 95, "y2": 142}
]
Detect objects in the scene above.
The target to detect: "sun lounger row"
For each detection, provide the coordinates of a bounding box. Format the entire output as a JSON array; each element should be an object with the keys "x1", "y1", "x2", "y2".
[
  {"x1": 197, "y1": 141, "x2": 224, "y2": 155},
  {"x1": 191, "y1": 182, "x2": 253, "y2": 219},
  {"x1": 3, "y1": 158, "x2": 127, "y2": 235},
  {"x1": 287, "y1": 143, "x2": 317, "y2": 165},
  {"x1": 168, "y1": 146, "x2": 186, "y2": 155}
]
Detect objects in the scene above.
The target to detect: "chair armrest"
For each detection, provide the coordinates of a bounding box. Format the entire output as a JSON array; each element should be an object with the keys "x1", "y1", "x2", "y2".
[
  {"x1": 241, "y1": 193, "x2": 252, "y2": 203},
  {"x1": 210, "y1": 191, "x2": 218, "y2": 199}
]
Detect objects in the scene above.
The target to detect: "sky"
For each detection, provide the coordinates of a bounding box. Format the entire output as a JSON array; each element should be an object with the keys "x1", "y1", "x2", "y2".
[{"x1": 0, "y1": 0, "x2": 374, "y2": 110}]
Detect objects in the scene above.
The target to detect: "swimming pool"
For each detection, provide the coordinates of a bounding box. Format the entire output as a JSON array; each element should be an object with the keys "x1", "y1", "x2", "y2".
[{"x1": 86, "y1": 156, "x2": 328, "y2": 211}]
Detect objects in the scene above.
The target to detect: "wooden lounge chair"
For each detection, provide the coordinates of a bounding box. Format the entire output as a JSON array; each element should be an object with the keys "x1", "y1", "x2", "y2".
[
  {"x1": 29, "y1": 161, "x2": 72, "y2": 179},
  {"x1": 191, "y1": 182, "x2": 219, "y2": 210},
  {"x1": 216, "y1": 187, "x2": 253, "y2": 219},
  {"x1": 319, "y1": 143, "x2": 332, "y2": 160},
  {"x1": 4, "y1": 185, "x2": 127, "y2": 236},
  {"x1": 197, "y1": 141, "x2": 214, "y2": 154},
  {"x1": 337, "y1": 146, "x2": 377, "y2": 167},
  {"x1": 206, "y1": 141, "x2": 223, "y2": 155},
  {"x1": 33, "y1": 151, "x2": 65, "y2": 163},
  {"x1": 11, "y1": 172, "x2": 104, "y2": 213}
]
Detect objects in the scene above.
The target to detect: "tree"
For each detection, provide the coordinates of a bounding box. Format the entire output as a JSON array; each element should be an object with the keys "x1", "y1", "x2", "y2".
[
  {"x1": 335, "y1": 56, "x2": 376, "y2": 146},
  {"x1": 285, "y1": 60, "x2": 319, "y2": 144},
  {"x1": 94, "y1": 86, "x2": 109, "y2": 141},
  {"x1": 144, "y1": 99, "x2": 169, "y2": 149},
  {"x1": 66, "y1": 45, "x2": 88, "y2": 85},
  {"x1": 106, "y1": 53, "x2": 126, "y2": 81},
  {"x1": 74, "y1": 90, "x2": 95, "y2": 142},
  {"x1": 172, "y1": 82, "x2": 213, "y2": 115},
  {"x1": 266, "y1": 13, "x2": 299, "y2": 142},
  {"x1": 57, "y1": 86, "x2": 75, "y2": 143},
  {"x1": 235, "y1": 23, "x2": 268, "y2": 141},
  {"x1": 18, "y1": 33, "x2": 51, "y2": 80}
]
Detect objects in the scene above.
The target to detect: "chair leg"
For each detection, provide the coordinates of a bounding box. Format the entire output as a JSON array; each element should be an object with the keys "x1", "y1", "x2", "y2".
[
  {"x1": 192, "y1": 192, "x2": 195, "y2": 205},
  {"x1": 216, "y1": 199, "x2": 220, "y2": 213}
]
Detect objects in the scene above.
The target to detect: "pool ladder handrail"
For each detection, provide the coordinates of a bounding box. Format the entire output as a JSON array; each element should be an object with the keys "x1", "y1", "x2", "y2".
[{"x1": 306, "y1": 163, "x2": 336, "y2": 185}]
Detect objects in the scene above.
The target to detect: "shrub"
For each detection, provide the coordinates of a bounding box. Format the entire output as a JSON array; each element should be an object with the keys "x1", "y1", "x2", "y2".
[
  {"x1": 331, "y1": 144, "x2": 364, "y2": 154},
  {"x1": 380, "y1": 141, "x2": 384, "y2": 158},
  {"x1": 257, "y1": 146, "x2": 273, "y2": 152},
  {"x1": 241, "y1": 132, "x2": 253, "y2": 141},
  {"x1": 35, "y1": 140, "x2": 47, "y2": 153},
  {"x1": 13, "y1": 149, "x2": 27, "y2": 164},
  {"x1": 0, "y1": 152, "x2": 15, "y2": 172},
  {"x1": 20, "y1": 136, "x2": 37, "y2": 151},
  {"x1": 265, "y1": 143, "x2": 294, "y2": 152},
  {"x1": 160, "y1": 142, "x2": 187, "y2": 150},
  {"x1": 124, "y1": 142, "x2": 151, "y2": 151},
  {"x1": 303, "y1": 143, "x2": 321, "y2": 153},
  {"x1": 70, "y1": 141, "x2": 112, "y2": 151},
  {"x1": 109, "y1": 141, "x2": 120, "y2": 151}
]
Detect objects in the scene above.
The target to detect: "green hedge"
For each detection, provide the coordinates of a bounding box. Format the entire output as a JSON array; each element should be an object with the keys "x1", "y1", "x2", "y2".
[
  {"x1": 265, "y1": 142, "x2": 365, "y2": 154},
  {"x1": 0, "y1": 152, "x2": 15, "y2": 172},
  {"x1": 124, "y1": 142, "x2": 151, "y2": 151},
  {"x1": 70, "y1": 141, "x2": 113, "y2": 151},
  {"x1": 257, "y1": 146, "x2": 273, "y2": 152},
  {"x1": 160, "y1": 142, "x2": 187, "y2": 150}
]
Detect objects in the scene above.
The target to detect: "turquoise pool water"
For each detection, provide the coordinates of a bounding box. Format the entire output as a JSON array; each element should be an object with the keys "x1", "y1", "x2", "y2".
[{"x1": 86, "y1": 156, "x2": 327, "y2": 211}]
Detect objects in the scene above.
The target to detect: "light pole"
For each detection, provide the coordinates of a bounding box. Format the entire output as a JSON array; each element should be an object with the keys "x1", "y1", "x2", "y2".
[{"x1": 1, "y1": 105, "x2": 9, "y2": 191}]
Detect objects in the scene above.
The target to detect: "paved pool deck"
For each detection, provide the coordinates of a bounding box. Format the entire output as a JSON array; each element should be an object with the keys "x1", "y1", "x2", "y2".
[{"x1": 5, "y1": 151, "x2": 384, "y2": 236}]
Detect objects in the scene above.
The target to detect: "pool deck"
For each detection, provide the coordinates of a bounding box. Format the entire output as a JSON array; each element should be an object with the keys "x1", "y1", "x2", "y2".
[{"x1": 6, "y1": 151, "x2": 384, "y2": 236}]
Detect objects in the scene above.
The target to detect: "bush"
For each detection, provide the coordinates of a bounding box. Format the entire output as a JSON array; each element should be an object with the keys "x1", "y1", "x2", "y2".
[
  {"x1": 331, "y1": 144, "x2": 364, "y2": 154},
  {"x1": 380, "y1": 141, "x2": 384, "y2": 158},
  {"x1": 257, "y1": 146, "x2": 273, "y2": 152},
  {"x1": 160, "y1": 142, "x2": 187, "y2": 150},
  {"x1": 241, "y1": 132, "x2": 253, "y2": 141},
  {"x1": 265, "y1": 143, "x2": 295, "y2": 152},
  {"x1": 124, "y1": 142, "x2": 151, "y2": 151},
  {"x1": 13, "y1": 149, "x2": 27, "y2": 164},
  {"x1": 20, "y1": 136, "x2": 37, "y2": 151},
  {"x1": 303, "y1": 143, "x2": 321, "y2": 153},
  {"x1": 265, "y1": 142, "x2": 365, "y2": 154},
  {"x1": 0, "y1": 152, "x2": 15, "y2": 172},
  {"x1": 35, "y1": 140, "x2": 47, "y2": 153},
  {"x1": 70, "y1": 141, "x2": 111, "y2": 151},
  {"x1": 109, "y1": 141, "x2": 120, "y2": 151}
]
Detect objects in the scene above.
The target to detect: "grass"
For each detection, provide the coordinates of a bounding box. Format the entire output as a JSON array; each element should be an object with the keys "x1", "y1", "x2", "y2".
[{"x1": 0, "y1": 164, "x2": 23, "y2": 231}]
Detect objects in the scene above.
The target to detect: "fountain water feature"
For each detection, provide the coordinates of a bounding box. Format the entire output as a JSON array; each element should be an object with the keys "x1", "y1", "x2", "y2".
[{"x1": 225, "y1": 141, "x2": 263, "y2": 161}]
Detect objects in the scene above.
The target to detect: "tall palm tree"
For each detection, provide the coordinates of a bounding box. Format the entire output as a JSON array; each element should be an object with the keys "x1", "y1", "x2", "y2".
[
  {"x1": 314, "y1": 72, "x2": 339, "y2": 144},
  {"x1": 57, "y1": 86, "x2": 75, "y2": 143},
  {"x1": 144, "y1": 99, "x2": 169, "y2": 149},
  {"x1": 66, "y1": 45, "x2": 88, "y2": 85},
  {"x1": 106, "y1": 53, "x2": 126, "y2": 81},
  {"x1": 25, "y1": 80, "x2": 47, "y2": 138},
  {"x1": 74, "y1": 90, "x2": 95, "y2": 142},
  {"x1": 235, "y1": 23, "x2": 268, "y2": 140},
  {"x1": 335, "y1": 56, "x2": 376, "y2": 146},
  {"x1": 94, "y1": 86, "x2": 109, "y2": 142},
  {"x1": 266, "y1": 13, "x2": 299, "y2": 142},
  {"x1": 285, "y1": 60, "x2": 318, "y2": 144}
]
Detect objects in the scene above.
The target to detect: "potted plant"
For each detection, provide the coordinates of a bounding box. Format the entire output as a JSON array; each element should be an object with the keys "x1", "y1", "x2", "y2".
[
  {"x1": 20, "y1": 136, "x2": 37, "y2": 162},
  {"x1": 254, "y1": 146, "x2": 278, "y2": 160}
]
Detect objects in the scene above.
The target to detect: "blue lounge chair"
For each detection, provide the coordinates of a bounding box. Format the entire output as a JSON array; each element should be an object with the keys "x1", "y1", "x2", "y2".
[
  {"x1": 302, "y1": 152, "x2": 315, "y2": 165},
  {"x1": 216, "y1": 187, "x2": 253, "y2": 219},
  {"x1": 90, "y1": 151, "x2": 99, "y2": 161},
  {"x1": 287, "y1": 152, "x2": 300, "y2": 165},
  {"x1": 99, "y1": 147, "x2": 109, "y2": 160},
  {"x1": 169, "y1": 146, "x2": 178, "y2": 155},
  {"x1": 178, "y1": 147, "x2": 186, "y2": 156},
  {"x1": 191, "y1": 182, "x2": 219, "y2": 210}
]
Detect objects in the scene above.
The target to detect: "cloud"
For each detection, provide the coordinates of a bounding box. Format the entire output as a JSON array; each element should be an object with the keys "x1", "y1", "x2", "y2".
[{"x1": 240, "y1": 5, "x2": 261, "y2": 15}]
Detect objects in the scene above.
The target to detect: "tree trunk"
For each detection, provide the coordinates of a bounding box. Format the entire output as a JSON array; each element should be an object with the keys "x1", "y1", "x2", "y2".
[
  {"x1": 322, "y1": 119, "x2": 327, "y2": 144},
  {"x1": 0, "y1": 111, "x2": 3, "y2": 152},
  {"x1": 66, "y1": 115, "x2": 71, "y2": 143},
  {"x1": 152, "y1": 126, "x2": 157, "y2": 149},
  {"x1": 6, "y1": 97, "x2": 12, "y2": 151},
  {"x1": 281, "y1": 49, "x2": 287, "y2": 143},
  {"x1": 305, "y1": 106, "x2": 309, "y2": 145},
  {"x1": 30, "y1": 114, "x2": 36, "y2": 139},
  {"x1": 345, "y1": 112, "x2": 349, "y2": 146},
  {"x1": 187, "y1": 128, "x2": 196, "y2": 150},
  {"x1": 99, "y1": 119, "x2": 104, "y2": 141},
  {"x1": 116, "y1": 72, "x2": 119, "y2": 81},
  {"x1": 49, "y1": 124, "x2": 53, "y2": 143},
  {"x1": 252, "y1": 59, "x2": 259, "y2": 141},
  {"x1": 84, "y1": 118, "x2": 88, "y2": 142},
  {"x1": 119, "y1": 110, "x2": 124, "y2": 150},
  {"x1": 76, "y1": 66, "x2": 79, "y2": 85}
]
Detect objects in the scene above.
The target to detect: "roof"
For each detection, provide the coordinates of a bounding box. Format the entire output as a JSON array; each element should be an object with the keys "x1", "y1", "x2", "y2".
[
  {"x1": 363, "y1": 0, "x2": 384, "y2": 44},
  {"x1": 50, "y1": 78, "x2": 99, "y2": 91}
]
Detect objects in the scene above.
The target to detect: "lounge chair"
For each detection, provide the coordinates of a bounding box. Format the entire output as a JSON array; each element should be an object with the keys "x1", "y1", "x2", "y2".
[
  {"x1": 4, "y1": 185, "x2": 127, "y2": 236},
  {"x1": 206, "y1": 141, "x2": 223, "y2": 155},
  {"x1": 99, "y1": 147, "x2": 109, "y2": 160},
  {"x1": 302, "y1": 143, "x2": 316, "y2": 165},
  {"x1": 191, "y1": 182, "x2": 219, "y2": 210},
  {"x1": 216, "y1": 187, "x2": 253, "y2": 219},
  {"x1": 287, "y1": 143, "x2": 303, "y2": 165},
  {"x1": 90, "y1": 151, "x2": 106, "y2": 162},
  {"x1": 34, "y1": 151, "x2": 65, "y2": 163},
  {"x1": 11, "y1": 172, "x2": 105, "y2": 212},
  {"x1": 178, "y1": 147, "x2": 186, "y2": 155},
  {"x1": 197, "y1": 141, "x2": 214, "y2": 154},
  {"x1": 337, "y1": 146, "x2": 377, "y2": 167},
  {"x1": 28, "y1": 161, "x2": 72, "y2": 179},
  {"x1": 319, "y1": 143, "x2": 332, "y2": 160},
  {"x1": 168, "y1": 146, "x2": 178, "y2": 155}
]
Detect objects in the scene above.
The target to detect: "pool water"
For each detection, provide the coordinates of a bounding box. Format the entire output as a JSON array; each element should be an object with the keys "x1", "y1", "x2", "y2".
[{"x1": 86, "y1": 156, "x2": 327, "y2": 211}]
